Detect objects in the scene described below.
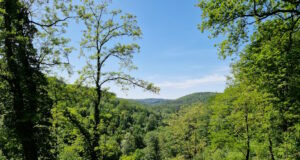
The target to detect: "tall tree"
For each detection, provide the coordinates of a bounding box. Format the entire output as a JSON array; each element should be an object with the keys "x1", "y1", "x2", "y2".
[
  {"x1": 143, "y1": 132, "x2": 160, "y2": 160},
  {"x1": 198, "y1": 0, "x2": 300, "y2": 158},
  {"x1": 0, "y1": 0, "x2": 52, "y2": 159},
  {"x1": 0, "y1": 0, "x2": 73, "y2": 159},
  {"x1": 232, "y1": 22, "x2": 300, "y2": 159},
  {"x1": 60, "y1": 0, "x2": 159, "y2": 159}
]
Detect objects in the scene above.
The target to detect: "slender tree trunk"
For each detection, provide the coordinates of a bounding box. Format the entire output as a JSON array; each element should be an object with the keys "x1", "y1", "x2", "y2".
[
  {"x1": 91, "y1": 101, "x2": 99, "y2": 160},
  {"x1": 90, "y1": 50, "x2": 102, "y2": 160},
  {"x1": 245, "y1": 113, "x2": 250, "y2": 160},
  {"x1": 194, "y1": 131, "x2": 197, "y2": 156},
  {"x1": 268, "y1": 136, "x2": 275, "y2": 160}
]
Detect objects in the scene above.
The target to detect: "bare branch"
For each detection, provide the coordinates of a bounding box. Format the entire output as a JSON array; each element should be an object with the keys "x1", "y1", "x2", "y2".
[
  {"x1": 99, "y1": 74, "x2": 159, "y2": 93},
  {"x1": 100, "y1": 24, "x2": 126, "y2": 47},
  {"x1": 99, "y1": 52, "x2": 113, "y2": 68},
  {"x1": 38, "y1": 61, "x2": 70, "y2": 67},
  {"x1": 30, "y1": 16, "x2": 74, "y2": 27}
]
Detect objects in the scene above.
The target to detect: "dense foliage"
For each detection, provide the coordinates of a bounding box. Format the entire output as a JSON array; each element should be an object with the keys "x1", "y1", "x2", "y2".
[
  {"x1": 196, "y1": 0, "x2": 300, "y2": 159},
  {"x1": 47, "y1": 78, "x2": 161, "y2": 160},
  {"x1": 0, "y1": 0, "x2": 299, "y2": 160}
]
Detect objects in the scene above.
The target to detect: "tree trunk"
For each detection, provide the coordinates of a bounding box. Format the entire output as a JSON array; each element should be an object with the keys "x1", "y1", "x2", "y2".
[
  {"x1": 90, "y1": 52, "x2": 102, "y2": 160},
  {"x1": 268, "y1": 136, "x2": 275, "y2": 160},
  {"x1": 2, "y1": 0, "x2": 46, "y2": 159},
  {"x1": 3, "y1": 0, "x2": 39, "y2": 158},
  {"x1": 245, "y1": 113, "x2": 250, "y2": 160}
]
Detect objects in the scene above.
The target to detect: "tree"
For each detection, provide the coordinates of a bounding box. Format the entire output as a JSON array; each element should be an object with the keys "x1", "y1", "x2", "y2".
[
  {"x1": 157, "y1": 104, "x2": 210, "y2": 159},
  {"x1": 0, "y1": 0, "x2": 73, "y2": 159},
  {"x1": 143, "y1": 132, "x2": 160, "y2": 160},
  {"x1": 207, "y1": 83, "x2": 275, "y2": 160},
  {"x1": 0, "y1": 1, "x2": 52, "y2": 159},
  {"x1": 56, "y1": 1, "x2": 159, "y2": 159},
  {"x1": 232, "y1": 23, "x2": 300, "y2": 159},
  {"x1": 121, "y1": 132, "x2": 137, "y2": 155},
  {"x1": 198, "y1": 0, "x2": 300, "y2": 159},
  {"x1": 198, "y1": 0, "x2": 300, "y2": 58}
]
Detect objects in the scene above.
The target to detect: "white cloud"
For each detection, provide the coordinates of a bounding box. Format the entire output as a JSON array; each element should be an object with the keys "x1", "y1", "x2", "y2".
[
  {"x1": 107, "y1": 66, "x2": 231, "y2": 99},
  {"x1": 157, "y1": 74, "x2": 226, "y2": 89}
]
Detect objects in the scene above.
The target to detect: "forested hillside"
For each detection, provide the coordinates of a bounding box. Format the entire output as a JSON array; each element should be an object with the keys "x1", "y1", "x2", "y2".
[
  {"x1": 0, "y1": 0, "x2": 299, "y2": 160},
  {"x1": 133, "y1": 92, "x2": 217, "y2": 106},
  {"x1": 132, "y1": 92, "x2": 218, "y2": 115}
]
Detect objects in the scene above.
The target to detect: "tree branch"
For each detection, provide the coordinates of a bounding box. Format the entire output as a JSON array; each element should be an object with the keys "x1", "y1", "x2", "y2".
[
  {"x1": 99, "y1": 75, "x2": 159, "y2": 93},
  {"x1": 100, "y1": 24, "x2": 126, "y2": 47},
  {"x1": 29, "y1": 16, "x2": 74, "y2": 27},
  {"x1": 63, "y1": 110, "x2": 92, "y2": 146}
]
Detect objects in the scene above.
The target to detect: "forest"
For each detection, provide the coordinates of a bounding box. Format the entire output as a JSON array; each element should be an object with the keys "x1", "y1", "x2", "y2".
[{"x1": 0, "y1": 0, "x2": 299, "y2": 160}]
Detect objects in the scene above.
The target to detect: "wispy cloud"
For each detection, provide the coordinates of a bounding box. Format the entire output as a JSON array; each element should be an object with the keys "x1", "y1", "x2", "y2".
[{"x1": 158, "y1": 74, "x2": 226, "y2": 89}]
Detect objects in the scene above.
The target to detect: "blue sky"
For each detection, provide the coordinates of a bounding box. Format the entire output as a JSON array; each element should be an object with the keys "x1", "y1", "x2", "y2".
[{"x1": 65, "y1": 0, "x2": 231, "y2": 99}]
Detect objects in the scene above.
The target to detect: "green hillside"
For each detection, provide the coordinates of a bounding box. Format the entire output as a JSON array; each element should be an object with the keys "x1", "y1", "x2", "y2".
[
  {"x1": 129, "y1": 92, "x2": 217, "y2": 115},
  {"x1": 129, "y1": 98, "x2": 171, "y2": 106},
  {"x1": 132, "y1": 92, "x2": 217, "y2": 106},
  {"x1": 168, "y1": 92, "x2": 218, "y2": 105}
]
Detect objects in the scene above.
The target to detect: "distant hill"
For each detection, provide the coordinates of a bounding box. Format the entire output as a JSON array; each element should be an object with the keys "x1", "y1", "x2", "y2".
[
  {"x1": 134, "y1": 98, "x2": 171, "y2": 105},
  {"x1": 129, "y1": 92, "x2": 218, "y2": 114},
  {"x1": 131, "y1": 92, "x2": 218, "y2": 106},
  {"x1": 170, "y1": 92, "x2": 218, "y2": 106}
]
